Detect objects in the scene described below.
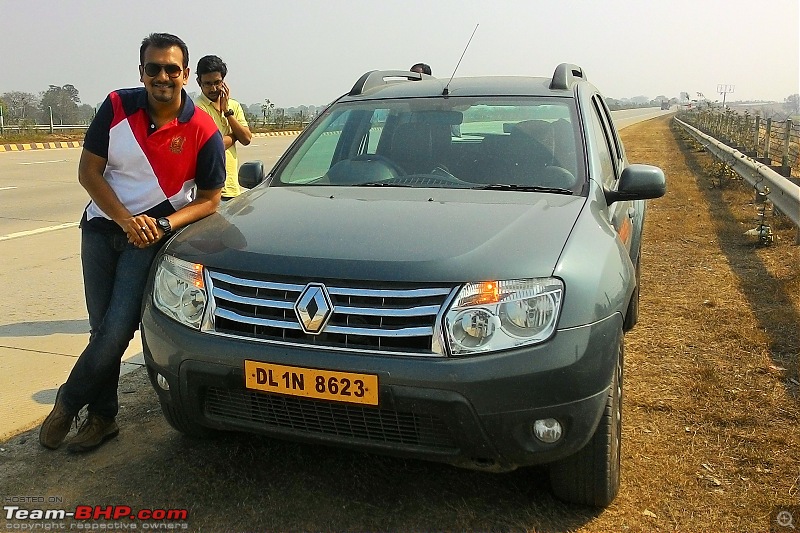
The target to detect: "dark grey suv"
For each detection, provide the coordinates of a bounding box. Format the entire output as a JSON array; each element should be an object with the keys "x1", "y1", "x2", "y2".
[{"x1": 141, "y1": 64, "x2": 665, "y2": 506}]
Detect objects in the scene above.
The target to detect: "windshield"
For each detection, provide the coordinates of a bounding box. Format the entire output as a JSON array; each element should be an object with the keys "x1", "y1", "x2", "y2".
[{"x1": 274, "y1": 97, "x2": 584, "y2": 192}]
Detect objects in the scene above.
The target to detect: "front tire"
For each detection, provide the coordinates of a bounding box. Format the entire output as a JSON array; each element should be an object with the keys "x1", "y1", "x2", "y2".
[{"x1": 549, "y1": 334, "x2": 623, "y2": 507}]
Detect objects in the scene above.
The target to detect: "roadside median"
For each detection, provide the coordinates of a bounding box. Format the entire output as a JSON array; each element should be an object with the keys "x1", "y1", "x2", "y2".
[
  {"x1": 0, "y1": 141, "x2": 82, "y2": 152},
  {"x1": 0, "y1": 131, "x2": 300, "y2": 153}
]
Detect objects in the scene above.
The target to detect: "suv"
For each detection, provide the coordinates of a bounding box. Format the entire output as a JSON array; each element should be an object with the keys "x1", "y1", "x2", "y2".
[{"x1": 141, "y1": 64, "x2": 665, "y2": 507}]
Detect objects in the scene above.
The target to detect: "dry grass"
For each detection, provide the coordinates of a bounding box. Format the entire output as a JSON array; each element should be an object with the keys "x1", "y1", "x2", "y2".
[
  {"x1": 620, "y1": 116, "x2": 799, "y2": 531},
  {"x1": 0, "y1": 115, "x2": 797, "y2": 532}
]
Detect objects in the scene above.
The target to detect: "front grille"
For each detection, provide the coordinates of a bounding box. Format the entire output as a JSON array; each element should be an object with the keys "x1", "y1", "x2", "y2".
[
  {"x1": 204, "y1": 387, "x2": 457, "y2": 450},
  {"x1": 207, "y1": 271, "x2": 453, "y2": 354}
]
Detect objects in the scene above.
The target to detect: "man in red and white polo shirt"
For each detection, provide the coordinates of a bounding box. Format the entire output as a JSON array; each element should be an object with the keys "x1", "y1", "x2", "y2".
[{"x1": 39, "y1": 33, "x2": 225, "y2": 453}]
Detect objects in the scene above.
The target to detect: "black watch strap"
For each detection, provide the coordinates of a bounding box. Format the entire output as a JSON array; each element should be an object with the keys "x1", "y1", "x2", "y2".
[
  {"x1": 224, "y1": 109, "x2": 235, "y2": 117},
  {"x1": 157, "y1": 217, "x2": 173, "y2": 234}
]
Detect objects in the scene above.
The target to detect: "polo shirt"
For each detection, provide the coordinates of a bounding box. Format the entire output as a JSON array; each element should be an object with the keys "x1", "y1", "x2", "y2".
[
  {"x1": 194, "y1": 93, "x2": 249, "y2": 198},
  {"x1": 82, "y1": 87, "x2": 225, "y2": 232}
]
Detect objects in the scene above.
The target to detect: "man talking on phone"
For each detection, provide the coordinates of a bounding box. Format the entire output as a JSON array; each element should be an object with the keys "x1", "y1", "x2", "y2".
[{"x1": 195, "y1": 55, "x2": 252, "y2": 201}]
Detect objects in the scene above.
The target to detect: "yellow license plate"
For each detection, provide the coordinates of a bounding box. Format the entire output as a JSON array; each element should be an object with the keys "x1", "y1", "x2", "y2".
[{"x1": 244, "y1": 360, "x2": 379, "y2": 406}]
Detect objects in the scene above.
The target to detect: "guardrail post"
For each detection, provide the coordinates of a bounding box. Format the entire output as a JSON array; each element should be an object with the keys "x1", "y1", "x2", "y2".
[
  {"x1": 721, "y1": 110, "x2": 727, "y2": 140},
  {"x1": 753, "y1": 115, "x2": 761, "y2": 156},
  {"x1": 729, "y1": 113, "x2": 734, "y2": 143},
  {"x1": 741, "y1": 115, "x2": 748, "y2": 148},
  {"x1": 736, "y1": 114, "x2": 743, "y2": 148},
  {"x1": 742, "y1": 113, "x2": 751, "y2": 151},
  {"x1": 764, "y1": 118, "x2": 773, "y2": 162},
  {"x1": 766, "y1": 119, "x2": 794, "y2": 178},
  {"x1": 726, "y1": 109, "x2": 733, "y2": 142}
]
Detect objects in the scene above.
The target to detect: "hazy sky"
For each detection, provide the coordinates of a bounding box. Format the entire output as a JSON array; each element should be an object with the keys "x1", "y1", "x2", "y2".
[{"x1": 2, "y1": 0, "x2": 798, "y2": 109}]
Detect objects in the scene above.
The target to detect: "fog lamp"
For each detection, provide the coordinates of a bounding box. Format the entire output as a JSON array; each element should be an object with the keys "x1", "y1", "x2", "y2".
[
  {"x1": 156, "y1": 373, "x2": 170, "y2": 391},
  {"x1": 532, "y1": 418, "x2": 563, "y2": 443}
]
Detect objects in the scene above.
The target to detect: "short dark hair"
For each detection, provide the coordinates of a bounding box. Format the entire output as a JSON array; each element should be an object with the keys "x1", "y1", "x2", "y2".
[
  {"x1": 410, "y1": 63, "x2": 432, "y2": 75},
  {"x1": 196, "y1": 55, "x2": 228, "y2": 78},
  {"x1": 139, "y1": 33, "x2": 189, "y2": 68}
]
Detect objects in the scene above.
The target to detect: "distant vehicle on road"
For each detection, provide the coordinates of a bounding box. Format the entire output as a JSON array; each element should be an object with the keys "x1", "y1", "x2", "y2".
[{"x1": 661, "y1": 100, "x2": 671, "y2": 110}]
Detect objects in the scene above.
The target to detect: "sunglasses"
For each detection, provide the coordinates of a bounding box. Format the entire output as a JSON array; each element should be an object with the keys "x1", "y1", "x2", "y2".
[{"x1": 143, "y1": 63, "x2": 184, "y2": 78}]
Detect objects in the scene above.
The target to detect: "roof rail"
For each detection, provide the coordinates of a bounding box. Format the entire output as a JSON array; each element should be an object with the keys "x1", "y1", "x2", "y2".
[
  {"x1": 550, "y1": 63, "x2": 586, "y2": 90},
  {"x1": 348, "y1": 70, "x2": 433, "y2": 96}
]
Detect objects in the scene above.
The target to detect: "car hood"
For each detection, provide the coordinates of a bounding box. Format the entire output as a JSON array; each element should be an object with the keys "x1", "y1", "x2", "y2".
[{"x1": 168, "y1": 186, "x2": 586, "y2": 283}]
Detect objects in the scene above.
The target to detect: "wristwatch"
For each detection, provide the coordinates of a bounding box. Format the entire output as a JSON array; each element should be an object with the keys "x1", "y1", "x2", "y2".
[
  {"x1": 156, "y1": 217, "x2": 173, "y2": 235},
  {"x1": 223, "y1": 109, "x2": 235, "y2": 117}
]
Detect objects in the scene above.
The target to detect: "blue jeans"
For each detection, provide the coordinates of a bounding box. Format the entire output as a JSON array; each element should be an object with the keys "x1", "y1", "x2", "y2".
[{"x1": 61, "y1": 227, "x2": 163, "y2": 418}]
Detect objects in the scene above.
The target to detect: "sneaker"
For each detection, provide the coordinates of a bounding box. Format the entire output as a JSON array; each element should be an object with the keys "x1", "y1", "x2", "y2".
[
  {"x1": 39, "y1": 385, "x2": 77, "y2": 450},
  {"x1": 66, "y1": 414, "x2": 119, "y2": 453}
]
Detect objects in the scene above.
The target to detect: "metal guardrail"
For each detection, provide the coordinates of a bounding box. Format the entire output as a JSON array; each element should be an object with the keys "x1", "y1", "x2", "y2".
[
  {"x1": 674, "y1": 117, "x2": 800, "y2": 241},
  {"x1": 678, "y1": 107, "x2": 798, "y2": 177}
]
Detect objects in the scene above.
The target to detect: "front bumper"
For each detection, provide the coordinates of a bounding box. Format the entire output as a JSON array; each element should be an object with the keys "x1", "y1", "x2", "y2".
[{"x1": 142, "y1": 302, "x2": 622, "y2": 471}]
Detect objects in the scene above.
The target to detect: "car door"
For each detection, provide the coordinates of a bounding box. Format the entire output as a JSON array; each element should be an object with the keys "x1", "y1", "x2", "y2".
[{"x1": 587, "y1": 94, "x2": 635, "y2": 258}]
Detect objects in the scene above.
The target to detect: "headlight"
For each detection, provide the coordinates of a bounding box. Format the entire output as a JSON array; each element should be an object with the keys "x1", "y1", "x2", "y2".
[
  {"x1": 153, "y1": 255, "x2": 207, "y2": 329},
  {"x1": 439, "y1": 278, "x2": 563, "y2": 355}
]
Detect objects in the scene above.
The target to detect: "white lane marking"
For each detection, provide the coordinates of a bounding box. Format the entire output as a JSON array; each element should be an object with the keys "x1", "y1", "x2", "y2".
[
  {"x1": 0, "y1": 222, "x2": 79, "y2": 242},
  {"x1": 0, "y1": 187, "x2": 17, "y2": 191},
  {"x1": 19, "y1": 159, "x2": 68, "y2": 165}
]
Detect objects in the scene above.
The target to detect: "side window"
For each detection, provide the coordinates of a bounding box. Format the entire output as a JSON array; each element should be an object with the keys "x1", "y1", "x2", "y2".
[
  {"x1": 595, "y1": 95, "x2": 624, "y2": 162},
  {"x1": 587, "y1": 102, "x2": 616, "y2": 188}
]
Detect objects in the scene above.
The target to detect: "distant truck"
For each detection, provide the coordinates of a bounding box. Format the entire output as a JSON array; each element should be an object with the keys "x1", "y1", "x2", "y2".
[{"x1": 660, "y1": 100, "x2": 671, "y2": 110}]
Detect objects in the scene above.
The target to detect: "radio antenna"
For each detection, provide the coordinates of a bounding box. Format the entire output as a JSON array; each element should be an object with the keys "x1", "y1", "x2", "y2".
[{"x1": 443, "y1": 23, "x2": 479, "y2": 96}]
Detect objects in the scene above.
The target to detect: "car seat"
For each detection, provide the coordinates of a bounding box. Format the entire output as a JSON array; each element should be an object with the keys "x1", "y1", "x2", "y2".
[{"x1": 390, "y1": 121, "x2": 452, "y2": 175}]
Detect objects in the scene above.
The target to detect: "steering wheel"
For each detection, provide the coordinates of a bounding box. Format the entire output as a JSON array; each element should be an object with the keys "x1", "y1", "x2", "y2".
[
  {"x1": 350, "y1": 154, "x2": 406, "y2": 176},
  {"x1": 538, "y1": 166, "x2": 577, "y2": 188},
  {"x1": 429, "y1": 165, "x2": 472, "y2": 185}
]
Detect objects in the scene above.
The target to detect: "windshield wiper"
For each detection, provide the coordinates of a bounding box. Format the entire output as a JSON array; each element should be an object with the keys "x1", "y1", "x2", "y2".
[
  {"x1": 355, "y1": 181, "x2": 414, "y2": 187},
  {"x1": 472, "y1": 184, "x2": 573, "y2": 194}
]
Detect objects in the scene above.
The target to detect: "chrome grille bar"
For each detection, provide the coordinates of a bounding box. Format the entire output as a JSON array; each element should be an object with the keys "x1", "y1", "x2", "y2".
[
  {"x1": 214, "y1": 288, "x2": 295, "y2": 310},
  {"x1": 207, "y1": 270, "x2": 455, "y2": 354}
]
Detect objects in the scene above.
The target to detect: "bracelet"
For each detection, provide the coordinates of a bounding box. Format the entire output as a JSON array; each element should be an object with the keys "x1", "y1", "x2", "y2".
[{"x1": 224, "y1": 109, "x2": 235, "y2": 117}]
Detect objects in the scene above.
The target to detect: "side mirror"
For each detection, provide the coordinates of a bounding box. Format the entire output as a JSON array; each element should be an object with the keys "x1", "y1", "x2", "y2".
[
  {"x1": 605, "y1": 164, "x2": 666, "y2": 204},
  {"x1": 238, "y1": 161, "x2": 266, "y2": 189}
]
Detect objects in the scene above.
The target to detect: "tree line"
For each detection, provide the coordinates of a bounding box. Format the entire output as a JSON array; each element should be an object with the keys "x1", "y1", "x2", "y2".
[
  {"x1": 0, "y1": 84, "x2": 321, "y2": 130},
  {"x1": 3, "y1": 83, "x2": 796, "y2": 129},
  {"x1": 1, "y1": 85, "x2": 96, "y2": 125}
]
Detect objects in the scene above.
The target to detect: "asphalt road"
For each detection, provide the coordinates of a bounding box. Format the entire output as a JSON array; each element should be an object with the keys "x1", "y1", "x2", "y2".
[{"x1": 0, "y1": 108, "x2": 671, "y2": 440}]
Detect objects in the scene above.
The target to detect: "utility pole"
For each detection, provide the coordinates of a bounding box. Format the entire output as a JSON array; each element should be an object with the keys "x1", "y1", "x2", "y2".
[{"x1": 717, "y1": 84, "x2": 734, "y2": 111}]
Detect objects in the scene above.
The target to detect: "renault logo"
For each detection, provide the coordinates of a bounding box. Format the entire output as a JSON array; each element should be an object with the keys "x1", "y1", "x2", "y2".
[{"x1": 294, "y1": 283, "x2": 333, "y2": 334}]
